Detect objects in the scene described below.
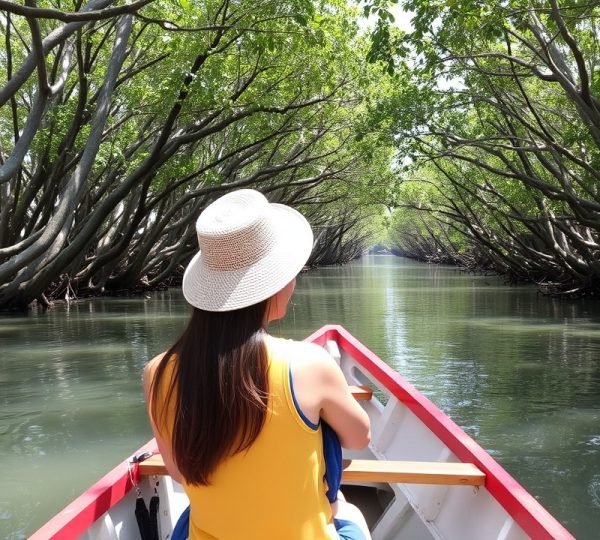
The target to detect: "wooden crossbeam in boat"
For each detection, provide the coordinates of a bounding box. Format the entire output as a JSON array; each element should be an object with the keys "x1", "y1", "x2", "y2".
[
  {"x1": 139, "y1": 454, "x2": 171, "y2": 476},
  {"x1": 139, "y1": 455, "x2": 484, "y2": 486},
  {"x1": 341, "y1": 459, "x2": 485, "y2": 486},
  {"x1": 349, "y1": 385, "x2": 373, "y2": 401}
]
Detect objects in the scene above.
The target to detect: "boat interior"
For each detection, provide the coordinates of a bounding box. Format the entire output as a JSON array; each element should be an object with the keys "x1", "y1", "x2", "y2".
[{"x1": 135, "y1": 384, "x2": 487, "y2": 540}]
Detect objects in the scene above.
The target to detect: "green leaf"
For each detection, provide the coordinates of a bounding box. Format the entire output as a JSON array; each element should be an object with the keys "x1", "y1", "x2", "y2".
[{"x1": 293, "y1": 14, "x2": 309, "y2": 26}]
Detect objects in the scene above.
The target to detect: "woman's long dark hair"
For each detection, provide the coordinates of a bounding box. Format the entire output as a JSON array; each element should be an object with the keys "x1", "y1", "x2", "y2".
[{"x1": 150, "y1": 300, "x2": 270, "y2": 485}]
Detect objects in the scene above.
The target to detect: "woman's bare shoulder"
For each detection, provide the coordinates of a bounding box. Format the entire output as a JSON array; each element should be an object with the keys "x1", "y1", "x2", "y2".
[
  {"x1": 142, "y1": 352, "x2": 168, "y2": 394},
  {"x1": 271, "y1": 337, "x2": 335, "y2": 369},
  {"x1": 269, "y1": 335, "x2": 319, "y2": 352},
  {"x1": 144, "y1": 351, "x2": 167, "y2": 373}
]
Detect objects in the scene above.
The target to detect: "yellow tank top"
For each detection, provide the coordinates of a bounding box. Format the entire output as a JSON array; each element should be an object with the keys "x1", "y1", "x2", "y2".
[{"x1": 152, "y1": 338, "x2": 333, "y2": 539}]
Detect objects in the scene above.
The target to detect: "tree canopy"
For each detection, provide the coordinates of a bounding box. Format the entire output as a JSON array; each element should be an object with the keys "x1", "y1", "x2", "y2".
[
  {"x1": 5, "y1": 0, "x2": 598, "y2": 307},
  {"x1": 372, "y1": 0, "x2": 600, "y2": 294},
  {"x1": 0, "y1": 0, "x2": 395, "y2": 310}
]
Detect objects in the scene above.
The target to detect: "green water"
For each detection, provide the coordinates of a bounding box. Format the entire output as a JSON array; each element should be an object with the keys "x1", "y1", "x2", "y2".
[{"x1": 1, "y1": 255, "x2": 599, "y2": 538}]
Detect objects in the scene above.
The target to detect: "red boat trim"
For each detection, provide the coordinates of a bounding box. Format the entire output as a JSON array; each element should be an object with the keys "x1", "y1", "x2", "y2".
[
  {"x1": 306, "y1": 325, "x2": 575, "y2": 540},
  {"x1": 29, "y1": 440, "x2": 158, "y2": 540}
]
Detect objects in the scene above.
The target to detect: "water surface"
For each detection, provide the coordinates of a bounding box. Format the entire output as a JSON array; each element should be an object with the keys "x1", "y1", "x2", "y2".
[{"x1": 1, "y1": 256, "x2": 599, "y2": 538}]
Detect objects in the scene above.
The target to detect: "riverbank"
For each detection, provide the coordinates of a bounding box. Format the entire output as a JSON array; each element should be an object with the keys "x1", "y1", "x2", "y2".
[
  {"x1": 7, "y1": 261, "x2": 326, "y2": 313},
  {"x1": 388, "y1": 248, "x2": 600, "y2": 298}
]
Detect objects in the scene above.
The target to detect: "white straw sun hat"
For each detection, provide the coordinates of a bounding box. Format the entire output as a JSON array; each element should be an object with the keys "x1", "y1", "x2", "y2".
[{"x1": 182, "y1": 189, "x2": 314, "y2": 311}]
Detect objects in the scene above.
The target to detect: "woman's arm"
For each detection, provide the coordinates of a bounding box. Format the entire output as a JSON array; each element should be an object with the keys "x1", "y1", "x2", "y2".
[
  {"x1": 318, "y1": 352, "x2": 371, "y2": 450},
  {"x1": 142, "y1": 355, "x2": 184, "y2": 484}
]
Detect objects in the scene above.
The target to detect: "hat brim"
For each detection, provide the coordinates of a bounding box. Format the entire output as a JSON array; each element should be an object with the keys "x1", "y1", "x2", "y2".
[{"x1": 182, "y1": 203, "x2": 313, "y2": 311}]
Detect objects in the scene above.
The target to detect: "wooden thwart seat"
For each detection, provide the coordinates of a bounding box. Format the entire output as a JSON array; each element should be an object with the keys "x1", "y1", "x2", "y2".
[
  {"x1": 349, "y1": 385, "x2": 373, "y2": 401},
  {"x1": 138, "y1": 455, "x2": 485, "y2": 486},
  {"x1": 341, "y1": 459, "x2": 485, "y2": 486}
]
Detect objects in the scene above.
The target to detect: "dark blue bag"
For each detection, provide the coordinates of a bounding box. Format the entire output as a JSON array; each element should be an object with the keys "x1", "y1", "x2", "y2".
[
  {"x1": 171, "y1": 505, "x2": 190, "y2": 540},
  {"x1": 322, "y1": 421, "x2": 343, "y2": 502}
]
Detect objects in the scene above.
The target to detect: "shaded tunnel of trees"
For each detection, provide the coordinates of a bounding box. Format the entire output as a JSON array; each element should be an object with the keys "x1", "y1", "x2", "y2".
[
  {"x1": 3, "y1": 0, "x2": 600, "y2": 310},
  {"x1": 0, "y1": 0, "x2": 394, "y2": 310},
  {"x1": 379, "y1": 0, "x2": 600, "y2": 295}
]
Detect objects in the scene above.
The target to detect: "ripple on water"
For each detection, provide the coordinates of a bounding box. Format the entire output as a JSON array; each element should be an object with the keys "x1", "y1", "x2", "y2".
[
  {"x1": 580, "y1": 435, "x2": 600, "y2": 455},
  {"x1": 6, "y1": 530, "x2": 27, "y2": 540},
  {"x1": 587, "y1": 436, "x2": 600, "y2": 446},
  {"x1": 0, "y1": 320, "x2": 29, "y2": 335},
  {"x1": 0, "y1": 507, "x2": 27, "y2": 540},
  {"x1": 513, "y1": 361, "x2": 546, "y2": 371},
  {"x1": 492, "y1": 409, "x2": 599, "y2": 454},
  {"x1": 5, "y1": 343, "x2": 134, "y2": 359},
  {"x1": 459, "y1": 317, "x2": 600, "y2": 339},
  {"x1": 588, "y1": 475, "x2": 600, "y2": 508},
  {"x1": 68, "y1": 313, "x2": 189, "y2": 324}
]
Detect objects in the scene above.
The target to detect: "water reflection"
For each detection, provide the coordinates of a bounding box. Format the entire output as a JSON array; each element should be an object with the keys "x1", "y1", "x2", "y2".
[
  {"x1": 0, "y1": 293, "x2": 190, "y2": 538},
  {"x1": 1, "y1": 256, "x2": 599, "y2": 538}
]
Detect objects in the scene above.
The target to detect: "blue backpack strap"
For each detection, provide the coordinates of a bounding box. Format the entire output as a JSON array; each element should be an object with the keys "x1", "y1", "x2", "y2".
[
  {"x1": 172, "y1": 505, "x2": 190, "y2": 540},
  {"x1": 322, "y1": 421, "x2": 342, "y2": 502}
]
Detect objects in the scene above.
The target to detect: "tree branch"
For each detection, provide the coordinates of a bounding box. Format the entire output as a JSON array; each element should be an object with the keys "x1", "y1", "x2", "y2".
[
  {"x1": 0, "y1": 0, "x2": 115, "y2": 108},
  {"x1": 24, "y1": 0, "x2": 50, "y2": 95},
  {"x1": 549, "y1": 0, "x2": 593, "y2": 108},
  {"x1": 0, "y1": 0, "x2": 152, "y2": 22}
]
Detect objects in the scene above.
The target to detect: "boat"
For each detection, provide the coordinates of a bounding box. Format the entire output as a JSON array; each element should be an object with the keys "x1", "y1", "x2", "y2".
[{"x1": 30, "y1": 324, "x2": 574, "y2": 540}]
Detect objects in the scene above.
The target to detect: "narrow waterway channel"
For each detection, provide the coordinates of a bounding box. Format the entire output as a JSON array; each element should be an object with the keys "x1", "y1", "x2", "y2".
[{"x1": 1, "y1": 255, "x2": 599, "y2": 538}]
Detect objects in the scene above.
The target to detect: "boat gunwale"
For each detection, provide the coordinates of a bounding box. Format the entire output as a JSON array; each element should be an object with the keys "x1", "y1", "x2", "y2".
[{"x1": 306, "y1": 324, "x2": 575, "y2": 540}]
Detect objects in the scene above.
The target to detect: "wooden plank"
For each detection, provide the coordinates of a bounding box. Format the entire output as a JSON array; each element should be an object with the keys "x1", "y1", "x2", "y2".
[
  {"x1": 349, "y1": 385, "x2": 373, "y2": 401},
  {"x1": 139, "y1": 454, "x2": 169, "y2": 477},
  {"x1": 139, "y1": 455, "x2": 484, "y2": 486},
  {"x1": 342, "y1": 459, "x2": 485, "y2": 486}
]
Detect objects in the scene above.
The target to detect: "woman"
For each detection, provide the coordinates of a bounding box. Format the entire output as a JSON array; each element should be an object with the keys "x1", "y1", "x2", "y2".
[{"x1": 143, "y1": 189, "x2": 371, "y2": 539}]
